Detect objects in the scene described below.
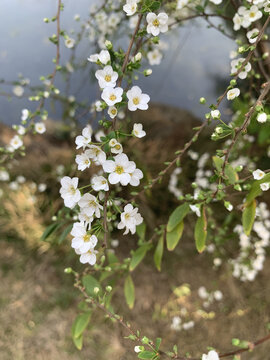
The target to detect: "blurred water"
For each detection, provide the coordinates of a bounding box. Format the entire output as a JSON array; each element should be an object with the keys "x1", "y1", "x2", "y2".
[{"x1": 0, "y1": 0, "x2": 235, "y2": 125}]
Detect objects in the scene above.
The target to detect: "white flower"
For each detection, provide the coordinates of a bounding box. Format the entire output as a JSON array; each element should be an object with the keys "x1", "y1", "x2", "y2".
[
  {"x1": 111, "y1": 142, "x2": 123, "y2": 154},
  {"x1": 71, "y1": 222, "x2": 98, "y2": 253},
  {"x1": 17, "y1": 125, "x2": 26, "y2": 135},
  {"x1": 10, "y1": 135, "x2": 23, "y2": 150},
  {"x1": 92, "y1": 176, "x2": 109, "y2": 191},
  {"x1": 78, "y1": 209, "x2": 94, "y2": 225},
  {"x1": 210, "y1": 110, "x2": 220, "y2": 119},
  {"x1": 171, "y1": 316, "x2": 182, "y2": 331},
  {"x1": 35, "y1": 122, "x2": 46, "y2": 134},
  {"x1": 21, "y1": 109, "x2": 29, "y2": 121},
  {"x1": 147, "y1": 49, "x2": 163, "y2": 65},
  {"x1": 101, "y1": 87, "x2": 123, "y2": 106},
  {"x1": 13, "y1": 85, "x2": 24, "y2": 97},
  {"x1": 214, "y1": 290, "x2": 223, "y2": 301},
  {"x1": 123, "y1": 0, "x2": 138, "y2": 16},
  {"x1": 189, "y1": 204, "x2": 201, "y2": 217},
  {"x1": 95, "y1": 65, "x2": 118, "y2": 89},
  {"x1": 75, "y1": 126, "x2": 92, "y2": 149},
  {"x1": 257, "y1": 112, "x2": 267, "y2": 123},
  {"x1": 253, "y1": 169, "x2": 265, "y2": 180},
  {"x1": 103, "y1": 153, "x2": 136, "y2": 186},
  {"x1": 60, "y1": 176, "x2": 81, "y2": 209},
  {"x1": 0, "y1": 170, "x2": 9, "y2": 181},
  {"x1": 86, "y1": 145, "x2": 106, "y2": 164},
  {"x1": 247, "y1": 28, "x2": 259, "y2": 44},
  {"x1": 133, "y1": 123, "x2": 146, "y2": 138},
  {"x1": 209, "y1": 0, "x2": 222, "y2": 4},
  {"x1": 233, "y1": 13, "x2": 242, "y2": 31},
  {"x1": 231, "y1": 58, "x2": 251, "y2": 79},
  {"x1": 260, "y1": 183, "x2": 269, "y2": 191},
  {"x1": 202, "y1": 350, "x2": 219, "y2": 360},
  {"x1": 176, "y1": 0, "x2": 189, "y2": 10},
  {"x1": 38, "y1": 183, "x2": 47, "y2": 192},
  {"x1": 130, "y1": 168, "x2": 143, "y2": 186},
  {"x1": 108, "y1": 106, "x2": 118, "y2": 119},
  {"x1": 77, "y1": 248, "x2": 98, "y2": 265},
  {"x1": 98, "y1": 49, "x2": 111, "y2": 64},
  {"x1": 134, "y1": 345, "x2": 143, "y2": 353},
  {"x1": 78, "y1": 193, "x2": 103, "y2": 218},
  {"x1": 244, "y1": 5, "x2": 262, "y2": 23},
  {"x1": 146, "y1": 12, "x2": 168, "y2": 36},
  {"x1": 227, "y1": 88, "x2": 240, "y2": 100},
  {"x1": 126, "y1": 86, "x2": 150, "y2": 111},
  {"x1": 117, "y1": 204, "x2": 143, "y2": 235},
  {"x1": 75, "y1": 152, "x2": 91, "y2": 171},
  {"x1": 65, "y1": 37, "x2": 75, "y2": 48},
  {"x1": 87, "y1": 53, "x2": 99, "y2": 63}
]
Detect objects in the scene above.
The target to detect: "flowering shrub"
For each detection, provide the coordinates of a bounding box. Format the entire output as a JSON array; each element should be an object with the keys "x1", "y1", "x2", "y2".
[{"x1": 1, "y1": 0, "x2": 270, "y2": 359}]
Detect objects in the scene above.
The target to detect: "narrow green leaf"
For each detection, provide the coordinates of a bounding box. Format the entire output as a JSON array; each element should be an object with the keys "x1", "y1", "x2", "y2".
[
  {"x1": 130, "y1": 244, "x2": 149, "y2": 271},
  {"x1": 166, "y1": 221, "x2": 184, "y2": 251},
  {"x1": 82, "y1": 275, "x2": 101, "y2": 296},
  {"x1": 72, "y1": 334, "x2": 83, "y2": 350},
  {"x1": 154, "y1": 235, "x2": 164, "y2": 271},
  {"x1": 194, "y1": 208, "x2": 207, "y2": 253},
  {"x1": 72, "y1": 312, "x2": 91, "y2": 339},
  {"x1": 58, "y1": 223, "x2": 72, "y2": 244},
  {"x1": 124, "y1": 275, "x2": 135, "y2": 309},
  {"x1": 136, "y1": 222, "x2": 146, "y2": 240},
  {"x1": 41, "y1": 222, "x2": 61, "y2": 241},
  {"x1": 138, "y1": 351, "x2": 156, "y2": 359},
  {"x1": 242, "y1": 199, "x2": 256, "y2": 236},
  {"x1": 155, "y1": 337, "x2": 162, "y2": 350},
  {"x1": 167, "y1": 203, "x2": 190, "y2": 232}
]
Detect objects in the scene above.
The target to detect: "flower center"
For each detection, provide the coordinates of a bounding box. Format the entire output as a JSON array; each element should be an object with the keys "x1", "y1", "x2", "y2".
[
  {"x1": 114, "y1": 144, "x2": 121, "y2": 150},
  {"x1": 115, "y1": 165, "x2": 124, "y2": 174},
  {"x1": 152, "y1": 19, "x2": 160, "y2": 27},
  {"x1": 250, "y1": 12, "x2": 255, "y2": 18},
  {"x1": 83, "y1": 234, "x2": 91, "y2": 242},
  {"x1": 69, "y1": 185, "x2": 76, "y2": 195},
  {"x1": 88, "y1": 200, "x2": 96, "y2": 207},
  {"x1": 110, "y1": 94, "x2": 117, "y2": 101},
  {"x1": 111, "y1": 108, "x2": 117, "y2": 115},
  {"x1": 125, "y1": 213, "x2": 130, "y2": 220},
  {"x1": 105, "y1": 74, "x2": 112, "y2": 82},
  {"x1": 133, "y1": 97, "x2": 140, "y2": 105},
  {"x1": 102, "y1": 180, "x2": 107, "y2": 185}
]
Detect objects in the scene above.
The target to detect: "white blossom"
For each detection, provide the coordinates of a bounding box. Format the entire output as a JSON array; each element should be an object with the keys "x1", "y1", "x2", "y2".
[
  {"x1": 86, "y1": 145, "x2": 106, "y2": 165},
  {"x1": 108, "y1": 106, "x2": 118, "y2": 119},
  {"x1": 130, "y1": 168, "x2": 143, "y2": 186},
  {"x1": 10, "y1": 135, "x2": 23, "y2": 150},
  {"x1": 146, "y1": 12, "x2": 168, "y2": 36},
  {"x1": 202, "y1": 350, "x2": 219, "y2": 360},
  {"x1": 147, "y1": 49, "x2": 163, "y2": 65},
  {"x1": 231, "y1": 58, "x2": 251, "y2": 79},
  {"x1": 21, "y1": 109, "x2": 29, "y2": 121},
  {"x1": 257, "y1": 112, "x2": 267, "y2": 123},
  {"x1": 75, "y1": 126, "x2": 92, "y2": 149},
  {"x1": 103, "y1": 153, "x2": 136, "y2": 186},
  {"x1": 60, "y1": 176, "x2": 81, "y2": 209},
  {"x1": 71, "y1": 222, "x2": 98, "y2": 253},
  {"x1": 227, "y1": 88, "x2": 240, "y2": 100},
  {"x1": 133, "y1": 123, "x2": 146, "y2": 138},
  {"x1": 75, "y1": 152, "x2": 91, "y2": 171},
  {"x1": 92, "y1": 175, "x2": 109, "y2": 192},
  {"x1": 123, "y1": 0, "x2": 138, "y2": 16},
  {"x1": 210, "y1": 110, "x2": 220, "y2": 119},
  {"x1": 127, "y1": 86, "x2": 150, "y2": 111},
  {"x1": 35, "y1": 122, "x2": 46, "y2": 134},
  {"x1": 101, "y1": 87, "x2": 123, "y2": 106},
  {"x1": 260, "y1": 183, "x2": 269, "y2": 191},
  {"x1": 117, "y1": 203, "x2": 143, "y2": 235},
  {"x1": 78, "y1": 193, "x2": 103, "y2": 218},
  {"x1": 65, "y1": 37, "x2": 75, "y2": 49},
  {"x1": 247, "y1": 28, "x2": 259, "y2": 44},
  {"x1": 190, "y1": 204, "x2": 201, "y2": 217},
  {"x1": 253, "y1": 169, "x2": 265, "y2": 180},
  {"x1": 95, "y1": 65, "x2": 118, "y2": 89}
]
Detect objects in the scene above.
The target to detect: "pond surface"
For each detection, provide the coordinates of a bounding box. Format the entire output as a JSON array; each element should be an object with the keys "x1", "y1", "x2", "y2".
[{"x1": 0, "y1": 0, "x2": 235, "y2": 125}]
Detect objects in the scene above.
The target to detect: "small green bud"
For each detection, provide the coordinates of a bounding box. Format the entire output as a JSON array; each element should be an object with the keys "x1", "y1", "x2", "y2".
[{"x1": 200, "y1": 97, "x2": 206, "y2": 104}]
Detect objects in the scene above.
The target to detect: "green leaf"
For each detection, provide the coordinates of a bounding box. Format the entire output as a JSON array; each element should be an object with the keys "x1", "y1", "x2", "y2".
[
  {"x1": 149, "y1": 1, "x2": 161, "y2": 11},
  {"x1": 245, "y1": 173, "x2": 270, "y2": 204},
  {"x1": 72, "y1": 312, "x2": 91, "y2": 339},
  {"x1": 155, "y1": 337, "x2": 162, "y2": 350},
  {"x1": 138, "y1": 351, "x2": 156, "y2": 359},
  {"x1": 72, "y1": 334, "x2": 83, "y2": 350},
  {"x1": 167, "y1": 203, "x2": 190, "y2": 232},
  {"x1": 166, "y1": 221, "x2": 184, "y2": 251},
  {"x1": 154, "y1": 235, "x2": 164, "y2": 271},
  {"x1": 82, "y1": 275, "x2": 101, "y2": 296},
  {"x1": 136, "y1": 222, "x2": 146, "y2": 240},
  {"x1": 124, "y1": 275, "x2": 135, "y2": 309},
  {"x1": 58, "y1": 223, "x2": 72, "y2": 244},
  {"x1": 212, "y1": 156, "x2": 238, "y2": 184},
  {"x1": 41, "y1": 222, "x2": 61, "y2": 241},
  {"x1": 242, "y1": 199, "x2": 256, "y2": 236},
  {"x1": 194, "y1": 208, "x2": 207, "y2": 253},
  {"x1": 130, "y1": 244, "x2": 149, "y2": 271}
]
